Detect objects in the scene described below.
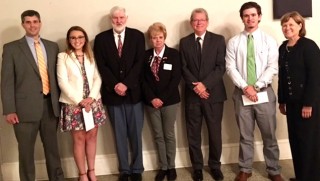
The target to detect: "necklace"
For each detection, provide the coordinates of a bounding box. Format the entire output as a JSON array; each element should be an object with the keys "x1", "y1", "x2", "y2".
[
  {"x1": 285, "y1": 45, "x2": 290, "y2": 52},
  {"x1": 75, "y1": 54, "x2": 84, "y2": 57}
]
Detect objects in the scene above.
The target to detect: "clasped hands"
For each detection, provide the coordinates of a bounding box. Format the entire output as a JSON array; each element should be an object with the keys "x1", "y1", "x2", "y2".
[
  {"x1": 193, "y1": 82, "x2": 209, "y2": 99},
  {"x1": 151, "y1": 98, "x2": 163, "y2": 109},
  {"x1": 79, "y1": 97, "x2": 94, "y2": 112},
  {"x1": 243, "y1": 85, "x2": 258, "y2": 102},
  {"x1": 114, "y1": 82, "x2": 127, "y2": 96}
]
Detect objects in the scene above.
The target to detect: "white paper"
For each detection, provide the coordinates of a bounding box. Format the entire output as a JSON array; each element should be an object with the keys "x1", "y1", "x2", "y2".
[
  {"x1": 242, "y1": 91, "x2": 269, "y2": 106},
  {"x1": 163, "y1": 63, "x2": 172, "y2": 70},
  {"x1": 82, "y1": 108, "x2": 95, "y2": 131}
]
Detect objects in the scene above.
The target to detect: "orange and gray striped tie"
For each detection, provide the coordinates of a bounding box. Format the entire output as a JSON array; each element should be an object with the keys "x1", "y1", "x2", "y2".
[{"x1": 35, "y1": 40, "x2": 50, "y2": 95}]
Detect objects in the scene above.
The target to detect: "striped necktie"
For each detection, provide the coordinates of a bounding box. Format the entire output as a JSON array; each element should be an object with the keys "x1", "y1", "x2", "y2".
[
  {"x1": 118, "y1": 34, "x2": 123, "y2": 57},
  {"x1": 35, "y1": 40, "x2": 50, "y2": 95}
]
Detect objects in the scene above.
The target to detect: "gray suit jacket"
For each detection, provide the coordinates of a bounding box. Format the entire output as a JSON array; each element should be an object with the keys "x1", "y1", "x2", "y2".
[
  {"x1": 1, "y1": 37, "x2": 60, "y2": 121},
  {"x1": 180, "y1": 31, "x2": 227, "y2": 104}
]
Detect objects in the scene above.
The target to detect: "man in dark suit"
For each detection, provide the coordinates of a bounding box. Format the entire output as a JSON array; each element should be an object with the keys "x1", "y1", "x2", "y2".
[
  {"x1": 93, "y1": 6, "x2": 145, "y2": 181},
  {"x1": 179, "y1": 8, "x2": 227, "y2": 181},
  {"x1": 1, "y1": 10, "x2": 64, "y2": 181}
]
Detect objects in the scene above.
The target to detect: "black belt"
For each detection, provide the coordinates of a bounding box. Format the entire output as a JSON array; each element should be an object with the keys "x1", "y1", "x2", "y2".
[{"x1": 43, "y1": 93, "x2": 51, "y2": 99}]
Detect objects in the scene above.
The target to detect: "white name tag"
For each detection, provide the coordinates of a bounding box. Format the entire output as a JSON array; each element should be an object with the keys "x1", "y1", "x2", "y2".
[{"x1": 163, "y1": 63, "x2": 172, "y2": 70}]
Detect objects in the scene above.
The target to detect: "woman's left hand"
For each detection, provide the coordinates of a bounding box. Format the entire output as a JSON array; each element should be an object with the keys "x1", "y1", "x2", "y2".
[
  {"x1": 302, "y1": 106, "x2": 312, "y2": 118},
  {"x1": 79, "y1": 97, "x2": 94, "y2": 108}
]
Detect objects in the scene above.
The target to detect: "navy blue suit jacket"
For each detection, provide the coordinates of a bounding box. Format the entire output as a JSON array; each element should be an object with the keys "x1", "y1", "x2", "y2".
[{"x1": 94, "y1": 27, "x2": 145, "y2": 105}]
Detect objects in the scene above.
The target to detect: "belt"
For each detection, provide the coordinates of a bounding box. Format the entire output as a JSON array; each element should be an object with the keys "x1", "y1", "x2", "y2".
[
  {"x1": 235, "y1": 84, "x2": 271, "y2": 90},
  {"x1": 260, "y1": 84, "x2": 271, "y2": 91},
  {"x1": 43, "y1": 93, "x2": 51, "y2": 99}
]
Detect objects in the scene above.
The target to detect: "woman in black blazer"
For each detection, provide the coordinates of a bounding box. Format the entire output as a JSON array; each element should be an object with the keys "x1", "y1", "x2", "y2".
[
  {"x1": 142, "y1": 22, "x2": 181, "y2": 181},
  {"x1": 278, "y1": 11, "x2": 320, "y2": 181}
]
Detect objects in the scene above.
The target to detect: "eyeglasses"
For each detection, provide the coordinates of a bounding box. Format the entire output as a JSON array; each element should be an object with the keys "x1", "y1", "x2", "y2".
[
  {"x1": 69, "y1": 36, "x2": 85, "y2": 41},
  {"x1": 192, "y1": 19, "x2": 207, "y2": 23}
]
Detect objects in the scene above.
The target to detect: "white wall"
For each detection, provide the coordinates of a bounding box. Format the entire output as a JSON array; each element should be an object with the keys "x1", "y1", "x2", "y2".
[{"x1": 0, "y1": 0, "x2": 319, "y2": 180}]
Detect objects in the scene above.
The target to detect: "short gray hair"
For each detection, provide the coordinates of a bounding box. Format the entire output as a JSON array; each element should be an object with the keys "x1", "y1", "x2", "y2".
[
  {"x1": 109, "y1": 6, "x2": 127, "y2": 18},
  {"x1": 190, "y1": 8, "x2": 209, "y2": 21}
]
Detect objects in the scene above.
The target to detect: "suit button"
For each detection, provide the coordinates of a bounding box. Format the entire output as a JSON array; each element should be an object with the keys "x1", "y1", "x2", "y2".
[{"x1": 120, "y1": 71, "x2": 123, "y2": 74}]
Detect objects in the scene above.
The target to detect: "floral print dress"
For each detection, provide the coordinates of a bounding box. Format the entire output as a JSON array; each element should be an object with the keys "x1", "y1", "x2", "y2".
[{"x1": 59, "y1": 60, "x2": 107, "y2": 132}]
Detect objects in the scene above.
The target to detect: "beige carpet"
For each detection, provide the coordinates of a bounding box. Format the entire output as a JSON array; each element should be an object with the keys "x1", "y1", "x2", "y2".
[{"x1": 65, "y1": 159, "x2": 294, "y2": 181}]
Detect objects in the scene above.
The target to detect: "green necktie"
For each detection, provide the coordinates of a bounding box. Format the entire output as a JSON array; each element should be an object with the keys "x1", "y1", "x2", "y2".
[{"x1": 247, "y1": 34, "x2": 256, "y2": 85}]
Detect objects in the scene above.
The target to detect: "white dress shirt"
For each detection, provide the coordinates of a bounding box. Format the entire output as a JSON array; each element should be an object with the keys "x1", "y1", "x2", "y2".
[
  {"x1": 113, "y1": 29, "x2": 125, "y2": 48},
  {"x1": 225, "y1": 28, "x2": 278, "y2": 89}
]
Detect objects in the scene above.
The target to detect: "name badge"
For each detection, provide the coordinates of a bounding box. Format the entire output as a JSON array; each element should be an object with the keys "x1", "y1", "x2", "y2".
[{"x1": 163, "y1": 63, "x2": 172, "y2": 70}]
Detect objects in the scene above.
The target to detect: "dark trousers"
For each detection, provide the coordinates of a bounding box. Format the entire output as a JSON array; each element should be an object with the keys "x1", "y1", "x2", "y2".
[
  {"x1": 286, "y1": 103, "x2": 320, "y2": 181},
  {"x1": 13, "y1": 98, "x2": 64, "y2": 181},
  {"x1": 185, "y1": 101, "x2": 223, "y2": 170},
  {"x1": 108, "y1": 102, "x2": 144, "y2": 174}
]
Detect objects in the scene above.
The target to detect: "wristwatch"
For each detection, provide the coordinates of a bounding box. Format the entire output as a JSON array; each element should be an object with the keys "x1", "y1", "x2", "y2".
[{"x1": 254, "y1": 85, "x2": 260, "y2": 92}]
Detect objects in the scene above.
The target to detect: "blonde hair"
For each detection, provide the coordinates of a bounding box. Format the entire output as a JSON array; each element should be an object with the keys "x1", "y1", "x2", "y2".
[{"x1": 147, "y1": 22, "x2": 167, "y2": 39}]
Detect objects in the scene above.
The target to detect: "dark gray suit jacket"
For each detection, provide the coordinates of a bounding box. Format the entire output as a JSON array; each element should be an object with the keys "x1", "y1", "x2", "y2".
[
  {"x1": 180, "y1": 31, "x2": 227, "y2": 104},
  {"x1": 1, "y1": 37, "x2": 60, "y2": 121}
]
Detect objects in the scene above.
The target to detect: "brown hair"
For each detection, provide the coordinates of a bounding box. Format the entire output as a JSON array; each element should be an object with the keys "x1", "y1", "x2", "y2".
[
  {"x1": 21, "y1": 10, "x2": 41, "y2": 23},
  {"x1": 280, "y1": 11, "x2": 306, "y2": 37},
  {"x1": 66, "y1": 26, "x2": 94, "y2": 62}
]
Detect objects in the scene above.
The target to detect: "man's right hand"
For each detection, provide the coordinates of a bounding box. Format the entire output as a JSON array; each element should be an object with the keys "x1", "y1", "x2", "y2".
[
  {"x1": 243, "y1": 85, "x2": 258, "y2": 102},
  {"x1": 5, "y1": 113, "x2": 19, "y2": 124}
]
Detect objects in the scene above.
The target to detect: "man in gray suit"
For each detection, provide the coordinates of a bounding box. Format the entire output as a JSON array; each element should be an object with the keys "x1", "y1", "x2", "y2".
[
  {"x1": 180, "y1": 8, "x2": 227, "y2": 181},
  {"x1": 1, "y1": 10, "x2": 64, "y2": 181}
]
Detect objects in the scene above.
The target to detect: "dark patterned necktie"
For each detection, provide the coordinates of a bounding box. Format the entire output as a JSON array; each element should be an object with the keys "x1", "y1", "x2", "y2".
[
  {"x1": 118, "y1": 34, "x2": 123, "y2": 57},
  {"x1": 151, "y1": 56, "x2": 161, "y2": 81}
]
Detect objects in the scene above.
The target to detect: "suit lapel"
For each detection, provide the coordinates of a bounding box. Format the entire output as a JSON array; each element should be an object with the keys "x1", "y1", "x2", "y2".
[
  {"x1": 201, "y1": 33, "x2": 211, "y2": 67},
  {"x1": 18, "y1": 38, "x2": 40, "y2": 75}
]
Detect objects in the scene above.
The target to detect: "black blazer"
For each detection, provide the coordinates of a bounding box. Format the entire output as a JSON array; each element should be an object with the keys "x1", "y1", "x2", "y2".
[
  {"x1": 278, "y1": 37, "x2": 320, "y2": 106},
  {"x1": 142, "y1": 46, "x2": 181, "y2": 107},
  {"x1": 94, "y1": 27, "x2": 145, "y2": 105},
  {"x1": 180, "y1": 31, "x2": 227, "y2": 104}
]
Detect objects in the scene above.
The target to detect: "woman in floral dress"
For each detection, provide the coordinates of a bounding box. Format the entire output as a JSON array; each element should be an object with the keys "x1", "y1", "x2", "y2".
[{"x1": 57, "y1": 26, "x2": 107, "y2": 181}]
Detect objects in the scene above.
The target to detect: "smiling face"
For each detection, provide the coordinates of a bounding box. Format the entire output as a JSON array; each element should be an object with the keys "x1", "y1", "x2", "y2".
[
  {"x1": 241, "y1": 7, "x2": 261, "y2": 33},
  {"x1": 22, "y1": 16, "x2": 41, "y2": 38},
  {"x1": 281, "y1": 17, "x2": 302, "y2": 40},
  {"x1": 190, "y1": 12, "x2": 208, "y2": 36},
  {"x1": 68, "y1": 30, "x2": 86, "y2": 52}
]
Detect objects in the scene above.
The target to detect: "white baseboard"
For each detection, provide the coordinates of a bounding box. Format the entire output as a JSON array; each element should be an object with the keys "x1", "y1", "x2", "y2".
[{"x1": 1, "y1": 139, "x2": 291, "y2": 181}]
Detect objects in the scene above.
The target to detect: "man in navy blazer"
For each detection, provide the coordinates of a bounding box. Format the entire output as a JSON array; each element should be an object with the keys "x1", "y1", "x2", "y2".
[
  {"x1": 93, "y1": 6, "x2": 145, "y2": 181},
  {"x1": 179, "y1": 8, "x2": 227, "y2": 181},
  {"x1": 1, "y1": 10, "x2": 64, "y2": 181}
]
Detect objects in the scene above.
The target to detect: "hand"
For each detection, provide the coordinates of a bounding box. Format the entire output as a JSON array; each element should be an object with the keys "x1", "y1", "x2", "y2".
[
  {"x1": 302, "y1": 106, "x2": 312, "y2": 118},
  {"x1": 151, "y1": 98, "x2": 163, "y2": 109},
  {"x1": 5, "y1": 113, "x2": 19, "y2": 124},
  {"x1": 79, "y1": 97, "x2": 94, "y2": 108},
  {"x1": 114, "y1": 83, "x2": 127, "y2": 96},
  {"x1": 279, "y1": 104, "x2": 286, "y2": 115},
  {"x1": 84, "y1": 105, "x2": 91, "y2": 113},
  {"x1": 199, "y1": 90, "x2": 210, "y2": 99},
  {"x1": 243, "y1": 86, "x2": 258, "y2": 102},
  {"x1": 192, "y1": 82, "x2": 209, "y2": 99}
]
